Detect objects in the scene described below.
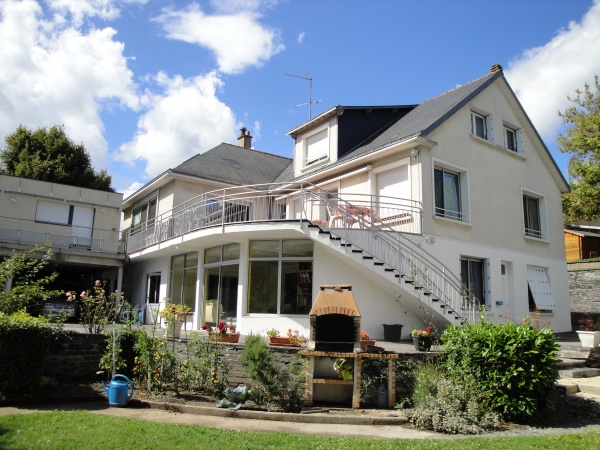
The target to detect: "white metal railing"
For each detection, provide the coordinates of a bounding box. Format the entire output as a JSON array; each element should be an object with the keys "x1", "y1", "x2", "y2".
[
  {"x1": 125, "y1": 182, "x2": 423, "y2": 252},
  {"x1": 301, "y1": 188, "x2": 481, "y2": 324},
  {"x1": 0, "y1": 216, "x2": 125, "y2": 254}
]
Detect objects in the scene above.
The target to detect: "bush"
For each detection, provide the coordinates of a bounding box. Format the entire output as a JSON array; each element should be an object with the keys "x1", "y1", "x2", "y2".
[
  {"x1": 180, "y1": 333, "x2": 229, "y2": 398},
  {"x1": 0, "y1": 311, "x2": 66, "y2": 399},
  {"x1": 442, "y1": 316, "x2": 559, "y2": 421},
  {"x1": 408, "y1": 368, "x2": 501, "y2": 434},
  {"x1": 240, "y1": 334, "x2": 305, "y2": 409}
]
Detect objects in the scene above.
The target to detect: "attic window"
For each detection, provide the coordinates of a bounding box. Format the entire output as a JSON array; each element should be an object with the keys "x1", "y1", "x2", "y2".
[
  {"x1": 305, "y1": 129, "x2": 329, "y2": 166},
  {"x1": 470, "y1": 110, "x2": 493, "y2": 142}
]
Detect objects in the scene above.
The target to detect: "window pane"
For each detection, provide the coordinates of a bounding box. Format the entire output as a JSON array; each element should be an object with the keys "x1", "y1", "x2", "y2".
[
  {"x1": 281, "y1": 262, "x2": 313, "y2": 315},
  {"x1": 148, "y1": 199, "x2": 157, "y2": 222},
  {"x1": 170, "y1": 271, "x2": 184, "y2": 304},
  {"x1": 506, "y1": 129, "x2": 515, "y2": 151},
  {"x1": 222, "y1": 243, "x2": 240, "y2": 261},
  {"x1": 434, "y1": 169, "x2": 444, "y2": 216},
  {"x1": 172, "y1": 255, "x2": 185, "y2": 271},
  {"x1": 204, "y1": 267, "x2": 220, "y2": 325},
  {"x1": 220, "y1": 264, "x2": 239, "y2": 324},
  {"x1": 250, "y1": 240, "x2": 280, "y2": 258},
  {"x1": 184, "y1": 267, "x2": 197, "y2": 311},
  {"x1": 524, "y1": 195, "x2": 541, "y2": 237},
  {"x1": 248, "y1": 261, "x2": 278, "y2": 313},
  {"x1": 204, "y1": 247, "x2": 221, "y2": 264},
  {"x1": 474, "y1": 115, "x2": 485, "y2": 138},
  {"x1": 283, "y1": 240, "x2": 313, "y2": 257},
  {"x1": 468, "y1": 260, "x2": 484, "y2": 304},
  {"x1": 443, "y1": 171, "x2": 460, "y2": 219},
  {"x1": 185, "y1": 252, "x2": 198, "y2": 269}
]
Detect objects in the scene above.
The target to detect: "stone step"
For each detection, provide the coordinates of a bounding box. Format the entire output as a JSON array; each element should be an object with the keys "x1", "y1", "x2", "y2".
[{"x1": 558, "y1": 367, "x2": 600, "y2": 379}]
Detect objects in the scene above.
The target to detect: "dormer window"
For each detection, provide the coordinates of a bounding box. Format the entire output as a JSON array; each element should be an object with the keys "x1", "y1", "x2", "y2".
[{"x1": 304, "y1": 128, "x2": 329, "y2": 166}]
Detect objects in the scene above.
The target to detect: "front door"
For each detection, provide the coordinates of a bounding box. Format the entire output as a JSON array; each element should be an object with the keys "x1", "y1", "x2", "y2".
[
  {"x1": 204, "y1": 264, "x2": 239, "y2": 327},
  {"x1": 146, "y1": 273, "x2": 161, "y2": 324}
]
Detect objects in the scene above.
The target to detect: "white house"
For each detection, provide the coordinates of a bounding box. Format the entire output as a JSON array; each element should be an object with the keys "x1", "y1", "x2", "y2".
[
  {"x1": 122, "y1": 65, "x2": 571, "y2": 339},
  {"x1": 0, "y1": 174, "x2": 125, "y2": 295}
]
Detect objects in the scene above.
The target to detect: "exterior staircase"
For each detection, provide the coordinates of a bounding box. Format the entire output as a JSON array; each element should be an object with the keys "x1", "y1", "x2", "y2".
[{"x1": 556, "y1": 343, "x2": 600, "y2": 402}]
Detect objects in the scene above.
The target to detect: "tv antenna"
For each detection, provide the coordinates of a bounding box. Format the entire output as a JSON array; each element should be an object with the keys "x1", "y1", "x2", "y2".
[{"x1": 285, "y1": 73, "x2": 322, "y2": 118}]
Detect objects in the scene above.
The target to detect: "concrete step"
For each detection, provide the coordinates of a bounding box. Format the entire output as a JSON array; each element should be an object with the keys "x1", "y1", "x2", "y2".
[{"x1": 558, "y1": 367, "x2": 600, "y2": 379}]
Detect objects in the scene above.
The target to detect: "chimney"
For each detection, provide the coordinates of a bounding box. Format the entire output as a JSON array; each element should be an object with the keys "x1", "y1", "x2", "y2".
[
  {"x1": 237, "y1": 127, "x2": 252, "y2": 149},
  {"x1": 490, "y1": 64, "x2": 503, "y2": 73}
]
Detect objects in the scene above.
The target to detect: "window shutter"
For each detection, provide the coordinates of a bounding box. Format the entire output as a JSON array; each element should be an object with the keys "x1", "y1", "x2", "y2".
[
  {"x1": 527, "y1": 266, "x2": 556, "y2": 310},
  {"x1": 486, "y1": 115, "x2": 493, "y2": 142},
  {"x1": 305, "y1": 129, "x2": 328, "y2": 163}
]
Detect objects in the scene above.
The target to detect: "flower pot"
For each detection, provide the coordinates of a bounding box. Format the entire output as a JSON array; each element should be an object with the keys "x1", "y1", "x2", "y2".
[
  {"x1": 167, "y1": 321, "x2": 184, "y2": 338},
  {"x1": 360, "y1": 339, "x2": 376, "y2": 349},
  {"x1": 412, "y1": 335, "x2": 432, "y2": 351},
  {"x1": 576, "y1": 330, "x2": 600, "y2": 348},
  {"x1": 383, "y1": 324, "x2": 403, "y2": 342},
  {"x1": 210, "y1": 333, "x2": 240, "y2": 343},
  {"x1": 269, "y1": 336, "x2": 300, "y2": 347}
]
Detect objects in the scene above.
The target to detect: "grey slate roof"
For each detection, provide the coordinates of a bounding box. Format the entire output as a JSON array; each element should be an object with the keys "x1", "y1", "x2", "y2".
[{"x1": 172, "y1": 143, "x2": 292, "y2": 187}]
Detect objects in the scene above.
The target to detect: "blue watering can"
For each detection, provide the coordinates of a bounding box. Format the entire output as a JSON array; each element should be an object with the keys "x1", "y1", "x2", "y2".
[{"x1": 102, "y1": 374, "x2": 133, "y2": 407}]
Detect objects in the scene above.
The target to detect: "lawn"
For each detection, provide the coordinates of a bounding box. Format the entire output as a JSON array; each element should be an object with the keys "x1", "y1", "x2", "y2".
[{"x1": 0, "y1": 412, "x2": 599, "y2": 449}]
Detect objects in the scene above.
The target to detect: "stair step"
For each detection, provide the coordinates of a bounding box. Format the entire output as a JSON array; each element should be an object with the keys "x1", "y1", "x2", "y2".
[
  {"x1": 341, "y1": 243, "x2": 352, "y2": 247},
  {"x1": 385, "y1": 268, "x2": 394, "y2": 272},
  {"x1": 352, "y1": 249, "x2": 363, "y2": 254},
  {"x1": 363, "y1": 256, "x2": 374, "y2": 260},
  {"x1": 374, "y1": 262, "x2": 384, "y2": 266},
  {"x1": 558, "y1": 368, "x2": 600, "y2": 379},
  {"x1": 329, "y1": 236, "x2": 341, "y2": 241}
]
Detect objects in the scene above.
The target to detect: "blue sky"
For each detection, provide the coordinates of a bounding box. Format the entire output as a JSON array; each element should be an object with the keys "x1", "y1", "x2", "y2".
[{"x1": 1, "y1": 0, "x2": 599, "y2": 197}]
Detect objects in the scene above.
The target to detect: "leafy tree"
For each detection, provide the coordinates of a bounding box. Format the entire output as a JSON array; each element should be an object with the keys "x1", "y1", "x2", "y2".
[
  {"x1": 0, "y1": 244, "x2": 62, "y2": 316},
  {"x1": 1, "y1": 125, "x2": 114, "y2": 192},
  {"x1": 558, "y1": 76, "x2": 600, "y2": 223}
]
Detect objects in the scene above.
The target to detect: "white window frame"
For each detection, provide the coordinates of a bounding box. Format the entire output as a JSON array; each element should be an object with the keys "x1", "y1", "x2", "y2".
[
  {"x1": 303, "y1": 126, "x2": 329, "y2": 167},
  {"x1": 433, "y1": 160, "x2": 470, "y2": 223},
  {"x1": 131, "y1": 197, "x2": 157, "y2": 234},
  {"x1": 471, "y1": 110, "x2": 493, "y2": 142},
  {"x1": 522, "y1": 189, "x2": 548, "y2": 240},
  {"x1": 504, "y1": 123, "x2": 522, "y2": 154}
]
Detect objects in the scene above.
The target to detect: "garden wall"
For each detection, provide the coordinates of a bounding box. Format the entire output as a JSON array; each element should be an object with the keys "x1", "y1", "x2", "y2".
[{"x1": 568, "y1": 261, "x2": 600, "y2": 330}]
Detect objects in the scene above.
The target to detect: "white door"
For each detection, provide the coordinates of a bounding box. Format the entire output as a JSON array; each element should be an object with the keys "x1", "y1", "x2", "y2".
[{"x1": 71, "y1": 206, "x2": 94, "y2": 248}]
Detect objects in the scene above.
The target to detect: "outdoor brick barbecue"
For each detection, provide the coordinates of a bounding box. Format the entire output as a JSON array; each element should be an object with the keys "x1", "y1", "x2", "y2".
[{"x1": 301, "y1": 284, "x2": 397, "y2": 408}]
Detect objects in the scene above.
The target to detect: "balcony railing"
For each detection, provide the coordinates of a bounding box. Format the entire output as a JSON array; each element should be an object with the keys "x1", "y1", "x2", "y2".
[
  {"x1": 125, "y1": 182, "x2": 423, "y2": 253},
  {"x1": 0, "y1": 216, "x2": 125, "y2": 254}
]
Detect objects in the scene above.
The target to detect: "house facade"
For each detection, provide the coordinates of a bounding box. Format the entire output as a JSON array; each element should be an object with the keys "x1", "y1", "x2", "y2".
[
  {"x1": 0, "y1": 174, "x2": 125, "y2": 295},
  {"x1": 123, "y1": 65, "x2": 571, "y2": 339}
]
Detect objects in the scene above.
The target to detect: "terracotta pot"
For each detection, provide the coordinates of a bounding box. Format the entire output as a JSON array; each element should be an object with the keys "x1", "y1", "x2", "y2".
[
  {"x1": 269, "y1": 336, "x2": 300, "y2": 347},
  {"x1": 360, "y1": 339, "x2": 376, "y2": 349},
  {"x1": 209, "y1": 333, "x2": 240, "y2": 343}
]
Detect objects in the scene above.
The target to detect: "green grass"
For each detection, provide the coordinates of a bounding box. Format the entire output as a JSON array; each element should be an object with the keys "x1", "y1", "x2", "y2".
[{"x1": 0, "y1": 412, "x2": 599, "y2": 449}]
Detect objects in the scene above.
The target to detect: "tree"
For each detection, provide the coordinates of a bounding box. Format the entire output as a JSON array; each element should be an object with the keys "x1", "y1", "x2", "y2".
[
  {"x1": 558, "y1": 76, "x2": 600, "y2": 223},
  {"x1": 0, "y1": 125, "x2": 114, "y2": 192}
]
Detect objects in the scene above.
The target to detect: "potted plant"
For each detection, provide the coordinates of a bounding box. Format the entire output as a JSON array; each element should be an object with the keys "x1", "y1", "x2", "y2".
[
  {"x1": 267, "y1": 328, "x2": 306, "y2": 347},
  {"x1": 333, "y1": 358, "x2": 353, "y2": 381},
  {"x1": 159, "y1": 302, "x2": 191, "y2": 338},
  {"x1": 411, "y1": 325, "x2": 434, "y2": 351},
  {"x1": 360, "y1": 330, "x2": 376, "y2": 349},
  {"x1": 576, "y1": 313, "x2": 600, "y2": 348},
  {"x1": 203, "y1": 322, "x2": 241, "y2": 343}
]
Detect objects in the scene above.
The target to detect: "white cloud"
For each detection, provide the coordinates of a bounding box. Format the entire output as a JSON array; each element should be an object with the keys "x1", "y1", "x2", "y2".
[
  {"x1": 0, "y1": 0, "x2": 139, "y2": 166},
  {"x1": 505, "y1": 0, "x2": 600, "y2": 140},
  {"x1": 297, "y1": 31, "x2": 305, "y2": 44},
  {"x1": 46, "y1": 0, "x2": 148, "y2": 26},
  {"x1": 122, "y1": 181, "x2": 144, "y2": 199},
  {"x1": 117, "y1": 71, "x2": 237, "y2": 178},
  {"x1": 156, "y1": 2, "x2": 284, "y2": 74}
]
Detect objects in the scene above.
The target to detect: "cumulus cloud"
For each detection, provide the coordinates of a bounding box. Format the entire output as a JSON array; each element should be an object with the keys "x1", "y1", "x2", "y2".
[
  {"x1": 0, "y1": 0, "x2": 138, "y2": 165},
  {"x1": 47, "y1": 0, "x2": 148, "y2": 26},
  {"x1": 156, "y1": 2, "x2": 284, "y2": 74},
  {"x1": 505, "y1": 0, "x2": 600, "y2": 140},
  {"x1": 117, "y1": 71, "x2": 237, "y2": 177}
]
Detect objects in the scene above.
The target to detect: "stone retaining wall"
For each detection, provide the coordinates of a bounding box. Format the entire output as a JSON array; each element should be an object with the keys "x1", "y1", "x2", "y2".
[{"x1": 568, "y1": 262, "x2": 600, "y2": 331}]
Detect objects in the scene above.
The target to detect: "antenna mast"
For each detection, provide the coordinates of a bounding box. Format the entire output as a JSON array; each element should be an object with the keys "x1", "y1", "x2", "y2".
[{"x1": 285, "y1": 73, "x2": 322, "y2": 118}]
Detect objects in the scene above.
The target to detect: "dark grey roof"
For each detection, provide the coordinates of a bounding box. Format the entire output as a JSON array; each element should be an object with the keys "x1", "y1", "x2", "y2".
[
  {"x1": 172, "y1": 143, "x2": 292, "y2": 186},
  {"x1": 340, "y1": 71, "x2": 501, "y2": 162}
]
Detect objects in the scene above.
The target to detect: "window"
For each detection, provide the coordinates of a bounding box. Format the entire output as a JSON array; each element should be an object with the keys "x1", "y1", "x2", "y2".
[
  {"x1": 461, "y1": 257, "x2": 485, "y2": 307},
  {"x1": 471, "y1": 112, "x2": 487, "y2": 139},
  {"x1": 527, "y1": 266, "x2": 556, "y2": 311},
  {"x1": 505, "y1": 126, "x2": 517, "y2": 152},
  {"x1": 523, "y1": 193, "x2": 546, "y2": 239},
  {"x1": 204, "y1": 244, "x2": 240, "y2": 326},
  {"x1": 304, "y1": 129, "x2": 329, "y2": 166},
  {"x1": 132, "y1": 198, "x2": 157, "y2": 234},
  {"x1": 248, "y1": 239, "x2": 313, "y2": 314},
  {"x1": 434, "y1": 167, "x2": 462, "y2": 220},
  {"x1": 35, "y1": 201, "x2": 94, "y2": 247},
  {"x1": 170, "y1": 252, "x2": 198, "y2": 312}
]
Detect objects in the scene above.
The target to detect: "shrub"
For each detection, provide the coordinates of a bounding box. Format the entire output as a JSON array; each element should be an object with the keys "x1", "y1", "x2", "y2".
[
  {"x1": 180, "y1": 333, "x2": 229, "y2": 398},
  {"x1": 408, "y1": 369, "x2": 501, "y2": 434},
  {"x1": 442, "y1": 316, "x2": 559, "y2": 421},
  {"x1": 132, "y1": 332, "x2": 179, "y2": 395},
  {"x1": 70, "y1": 280, "x2": 126, "y2": 334},
  {"x1": 240, "y1": 334, "x2": 305, "y2": 409},
  {"x1": 0, "y1": 311, "x2": 66, "y2": 399}
]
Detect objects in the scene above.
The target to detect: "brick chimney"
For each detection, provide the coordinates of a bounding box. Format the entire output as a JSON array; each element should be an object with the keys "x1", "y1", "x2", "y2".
[
  {"x1": 490, "y1": 64, "x2": 503, "y2": 73},
  {"x1": 237, "y1": 127, "x2": 252, "y2": 149}
]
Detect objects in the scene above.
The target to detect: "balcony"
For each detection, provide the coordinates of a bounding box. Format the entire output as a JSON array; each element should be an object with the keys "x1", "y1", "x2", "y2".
[
  {"x1": 125, "y1": 183, "x2": 423, "y2": 253},
  {"x1": 0, "y1": 216, "x2": 125, "y2": 255}
]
